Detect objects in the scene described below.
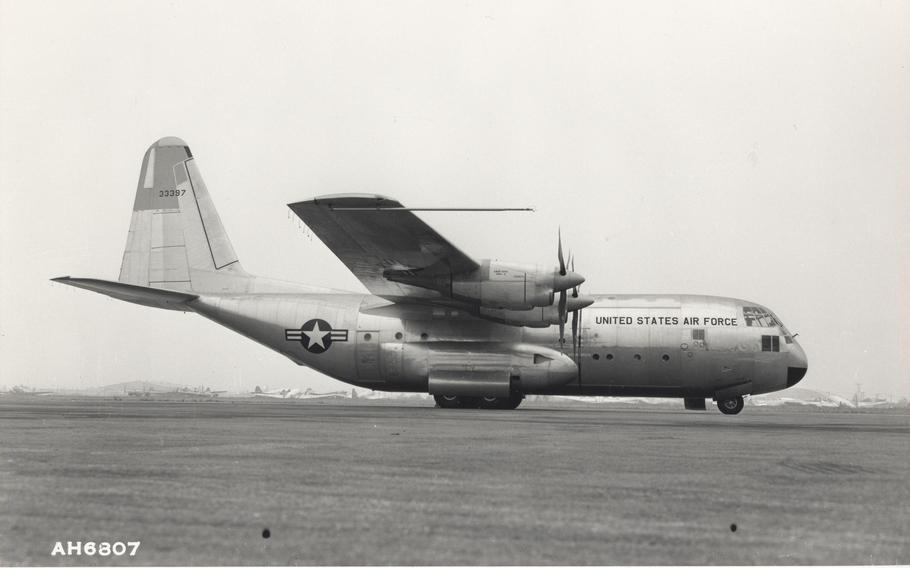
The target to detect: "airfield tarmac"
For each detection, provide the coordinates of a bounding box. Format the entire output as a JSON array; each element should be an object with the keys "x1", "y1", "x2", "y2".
[{"x1": 0, "y1": 398, "x2": 907, "y2": 566}]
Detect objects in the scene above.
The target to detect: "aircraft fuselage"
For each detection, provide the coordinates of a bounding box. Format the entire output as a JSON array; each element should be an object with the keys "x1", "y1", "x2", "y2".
[{"x1": 191, "y1": 291, "x2": 808, "y2": 401}]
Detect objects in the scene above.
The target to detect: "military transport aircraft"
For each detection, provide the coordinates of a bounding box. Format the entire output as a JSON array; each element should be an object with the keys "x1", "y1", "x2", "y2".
[{"x1": 54, "y1": 137, "x2": 807, "y2": 413}]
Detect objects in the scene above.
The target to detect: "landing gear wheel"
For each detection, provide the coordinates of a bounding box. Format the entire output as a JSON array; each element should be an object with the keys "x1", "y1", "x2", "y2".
[
  {"x1": 479, "y1": 396, "x2": 501, "y2": 409},
  {"x1": 433, "y1": 395, "x2": 482, "y2": 409},
  {"x1": 434, "y1": 394, "x2": 460, "y2": 409},
  {"x1": 434, "y1": 394, "x2": 523, "y2": 409},
  {"x1": 717, "y1": 395, "x2": 744, "y2": 415},
  {"x1": 480, "y1": 393, "x2": 524, "y2": 409}
]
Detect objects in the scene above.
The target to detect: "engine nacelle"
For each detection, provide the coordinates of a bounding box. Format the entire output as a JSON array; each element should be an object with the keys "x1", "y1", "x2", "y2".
[
  {"x1": 385, "y1": 259, "x2": 584, "y2": 310},
  {"x1": 452, "y1": 261, "x2": 554, "y2": 309}
]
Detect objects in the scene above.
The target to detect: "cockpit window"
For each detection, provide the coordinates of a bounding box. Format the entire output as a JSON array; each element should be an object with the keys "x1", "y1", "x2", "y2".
[
  {"x1": 745, "y1": 306, "x2": 794, "y2": 343},
  {"x1": 743, "y1": 306, "x2": 781, "y2": 328}
]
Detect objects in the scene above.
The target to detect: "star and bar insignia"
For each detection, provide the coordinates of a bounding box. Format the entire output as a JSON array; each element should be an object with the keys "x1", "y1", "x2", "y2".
[{"x1": 285, "y1": 318, "x2": 349, "y2": 354}]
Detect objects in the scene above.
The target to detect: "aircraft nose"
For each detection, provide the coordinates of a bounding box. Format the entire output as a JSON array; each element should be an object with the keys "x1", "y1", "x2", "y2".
[{"x1": 786, "y1": 341, "x2": 808, "y2": 387}]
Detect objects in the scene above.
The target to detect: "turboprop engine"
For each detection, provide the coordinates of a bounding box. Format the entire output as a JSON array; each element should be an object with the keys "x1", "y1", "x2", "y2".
[
  {"x1": 384, "y1": 259, "x2": 583, "y2": 310},
  {"x1": 385, "y1": 229, "x2": 587, "y2": 314}
]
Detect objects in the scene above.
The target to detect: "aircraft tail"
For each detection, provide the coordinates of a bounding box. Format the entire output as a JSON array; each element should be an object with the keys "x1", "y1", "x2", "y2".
[{"x1": 119, "y1": 137, "x2": 249, "y2": 293}]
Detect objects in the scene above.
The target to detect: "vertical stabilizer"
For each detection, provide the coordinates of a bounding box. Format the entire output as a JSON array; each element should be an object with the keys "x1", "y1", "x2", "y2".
[{"x1": 119, "y1": 137, "x2": 248, "y2": 292}]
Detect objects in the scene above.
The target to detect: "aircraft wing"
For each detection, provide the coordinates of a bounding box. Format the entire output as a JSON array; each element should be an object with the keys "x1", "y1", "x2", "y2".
[{"x1": 288, "y1": 194, "x2": 479, "y2": 297}]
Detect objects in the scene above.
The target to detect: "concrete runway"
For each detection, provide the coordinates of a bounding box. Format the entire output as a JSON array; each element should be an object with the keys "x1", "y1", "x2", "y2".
[{"x1": 1, "y1": 398, "x2": 908, "y2": 565}]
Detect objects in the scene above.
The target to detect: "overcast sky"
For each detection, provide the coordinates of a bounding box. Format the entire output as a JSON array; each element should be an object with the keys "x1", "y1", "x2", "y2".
[{"x1": 1, "y1": 0, "x2": 907, "y2": 398}]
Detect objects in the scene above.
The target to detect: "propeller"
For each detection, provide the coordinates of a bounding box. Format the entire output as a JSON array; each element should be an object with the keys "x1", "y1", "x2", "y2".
[{"x1": 556, "y1": 232, "x2": 592, "y2": 349}]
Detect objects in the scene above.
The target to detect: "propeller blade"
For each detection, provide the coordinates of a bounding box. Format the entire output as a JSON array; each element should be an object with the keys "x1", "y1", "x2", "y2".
[
  {"x1": 570, "y1": 255, "x2": 578, "y2": 298},
  {"x1": 558, "y1": 289, "x2": 567, "y2": 344},
  {"x1": 569, "y1": 254, "x2": 581, "y2": 357},
  {"x1": 557, "y1": 228, "x2": 566, "y2": 275},
  {"x1": 571, "y1": 308, "x2": 578, "y2": 357}
]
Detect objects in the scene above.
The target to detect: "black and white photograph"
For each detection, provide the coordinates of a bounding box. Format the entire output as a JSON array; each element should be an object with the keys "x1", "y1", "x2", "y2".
[{"x1": 0, "y1": 0, "x2": 908, "y2": 565}]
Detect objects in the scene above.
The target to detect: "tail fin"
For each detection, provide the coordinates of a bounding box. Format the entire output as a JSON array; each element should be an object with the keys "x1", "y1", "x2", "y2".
[{"x1": 119, "y1": 137, "x2": 248, "y2": 292}]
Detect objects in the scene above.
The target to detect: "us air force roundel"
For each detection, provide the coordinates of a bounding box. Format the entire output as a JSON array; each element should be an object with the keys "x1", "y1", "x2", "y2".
[{"x1": 285, "y1": 319, "x2": 349, "y2": 354}]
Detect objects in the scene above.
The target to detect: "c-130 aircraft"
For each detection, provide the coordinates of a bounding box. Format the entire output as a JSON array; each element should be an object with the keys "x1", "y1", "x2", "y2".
[{"x1": 54, "y1": 137, "x2": 807, "y2": 413}]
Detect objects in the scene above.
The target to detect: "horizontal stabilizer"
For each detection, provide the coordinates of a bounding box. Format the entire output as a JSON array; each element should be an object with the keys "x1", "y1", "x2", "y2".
[{"x1": 52, "y1": 277, "x2": 198, "y2": 311}]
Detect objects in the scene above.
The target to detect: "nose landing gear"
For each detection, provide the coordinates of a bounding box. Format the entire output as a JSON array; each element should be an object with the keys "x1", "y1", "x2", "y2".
[{"x1": 717, "y1": 395, "x2": 744, "y2": 415}]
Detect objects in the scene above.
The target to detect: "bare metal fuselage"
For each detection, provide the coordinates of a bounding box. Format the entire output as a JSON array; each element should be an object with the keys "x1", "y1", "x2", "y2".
[{"x1": 190, "y1": 290, "x2": 808, "y2": 400}]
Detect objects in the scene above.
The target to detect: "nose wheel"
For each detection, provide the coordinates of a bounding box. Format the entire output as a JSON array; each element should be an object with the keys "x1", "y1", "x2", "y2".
[{"x1": 717, "y1": 395, "x2": 744, "y2": 415}]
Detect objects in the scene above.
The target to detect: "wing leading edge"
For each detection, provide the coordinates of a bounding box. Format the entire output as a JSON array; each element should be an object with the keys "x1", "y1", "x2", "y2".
[{"x1": 288, "y1": 194, "x2": 479, "y2": 297}]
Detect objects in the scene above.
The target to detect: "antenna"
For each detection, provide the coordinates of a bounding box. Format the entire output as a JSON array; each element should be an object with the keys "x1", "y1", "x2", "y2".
[{"x1": 328, "y1": 206, "x2": 535, "y2": 212}]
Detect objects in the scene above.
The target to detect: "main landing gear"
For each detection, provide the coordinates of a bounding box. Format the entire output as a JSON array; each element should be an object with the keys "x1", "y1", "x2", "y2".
[
  {"x1": 716, "y1": 395, "x2": 744, "y2": 415},
  {"x1": 433, "y1": 393, "x2": 524, "y2": 410}
]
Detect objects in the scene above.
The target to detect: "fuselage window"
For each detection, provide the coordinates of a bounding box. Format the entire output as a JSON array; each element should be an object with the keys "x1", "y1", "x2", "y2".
[
  {"x1": 692, "y1": 329, "x2": 706, "y2": 349},
  {"x1": 633, "y1": 354, "x2": 642, "y2": 361},
  {"x1": 592, "y1": 353, "x2": 600, "y2": 360},
  {"x1": 395, "y1": 332, "x2": 403, "y2": 340},
  {"x1": 761, "y1": 335, "x2": 780, "y2": 352},
  {"x1": 606, "y1": 353, "x2": 614, "y2": 360}
]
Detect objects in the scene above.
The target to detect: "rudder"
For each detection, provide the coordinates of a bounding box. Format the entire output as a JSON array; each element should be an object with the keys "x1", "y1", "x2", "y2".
[{"x1": 119, "y1": 137, "x2": 247, "y2": 292}]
